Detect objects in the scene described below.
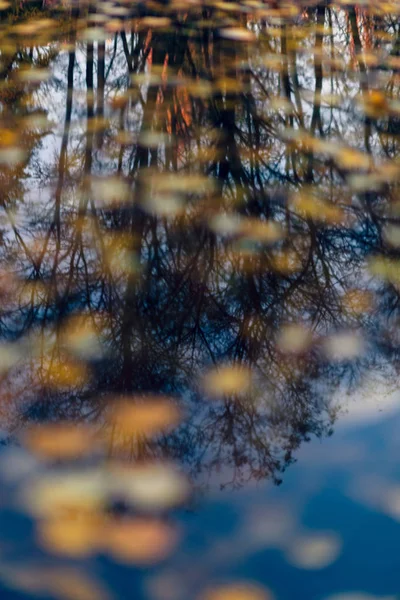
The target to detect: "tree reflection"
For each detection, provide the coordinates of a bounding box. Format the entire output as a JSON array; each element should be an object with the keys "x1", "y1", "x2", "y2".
[{"x1": 0, "y1": 0, "x2": 400, "y2": 488}]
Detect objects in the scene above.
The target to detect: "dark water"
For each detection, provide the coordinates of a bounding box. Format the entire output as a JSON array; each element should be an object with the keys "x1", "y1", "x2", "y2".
[{"x1": 0, "y1": 1, "x2": 400, "y2": 598}]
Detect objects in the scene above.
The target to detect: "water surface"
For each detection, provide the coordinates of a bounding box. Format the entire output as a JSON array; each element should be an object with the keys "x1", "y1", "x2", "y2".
[{"x1": 0, "y1": 1, "x2": 400, "y2": 598}]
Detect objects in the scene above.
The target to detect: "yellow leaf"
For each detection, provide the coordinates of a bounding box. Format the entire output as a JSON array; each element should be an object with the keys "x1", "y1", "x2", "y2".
[
  {"x1": 201, "y1": 582, "x2": 272, "y2": 600},
  {"x1": 270, "y1": 250, "x2": 302, "y2": 274},
  {"x1": 219, "y1": 28, "x2": 256, "y2": 42},
  {"x1": 41, "y1": 357, "x2": 89, "y2": 389},
  {"x1": 110, "y1": 462, "x2": 189, "y2": 510},
  {"x1": 91, "y1": 176, "x2": 131, "y2": 207},
  {"x1": 106, "y1": 518, "x2": 178, "y2": 564},
  {"x1": 139, "y1": 16, "x2": 171, "y2": 28},
  {"x1": 285, "y1": 533, "x2": 341, "y2": 570},
  {"x1": 24, "y1": 470, "x2": 106, "y2": 517},
  {"x1": 238, "y1": 218, "x2": 284, "y2": 244},
  {"x1": 368, "y1": 256, "x2": 400, "y2": 284},
  {"x1": 37, "y1": 514, "x2": 101, "y2": 557},
  {"x1": 61, "y1": 314, "x2": 102, "y2": 359},
  {"x1": 291, "y1": 192, "x2": 344, "y2": 224},
  {"x1": 324, "y1": 331, "x2": 364, "y2": 361},
  {"x1": 334, "y1": 147, "x2": 371, "y2": 170},
  {"x1": 277, "y1": 323, "x2": 312, "y2": 355},
  {"x1": 110, "y1": 396, "x2": 181, "y2": 437},
  {"x1": 23, "y1": 423, "x2": 97, "y2": 461},
  {"x1": 202, "y1": 363, "x2": 252, "y2": 398},
  {"x1": 342, "y1": 289, "x2": 374, "y2": 316}
]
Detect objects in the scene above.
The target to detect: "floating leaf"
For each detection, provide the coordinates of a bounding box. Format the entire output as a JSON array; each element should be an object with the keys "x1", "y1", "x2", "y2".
[
  {"x1": 17, "y1": 68, "x2": 51, "y2": 83},
  {"x1": 92, "y1": 177, "x2": 131, "y2": 207},
  {"x1": 238, "y1": 218, "x2": 284, "y2": 244},
  {"x1": 383, "y1": 225, "x2": 400, "y2": 248},
  {"x1": 110, "y1": 462, "x2": 189, "y2": 510},
  {"x1": 324, "y1": 331, "x2": 364, "y2": 361},
  {"x1": 24, "y1": 470, "x2": 106, "y2": 517},
  {"x1": 144, "y1": 194, "x2": 184, "y2": 217},
  {"x1": 79, "y1": 27, "x2": 108, "y2": 42},
  {"x1": 368, "y1": 256, "x2": 400, "y2": 284},
  {"x1": 140, "y1": 17, "x2": 172, "y2": 28},
  {"x1": 41, "y1": 357, "x2": 89, "y2": 389},
  {"x1": 139, "y1": 131, "x2": 171, "y2": 149},
  {"x1": 23, "y1": 423, "x2": 98, "y2": 461},
  {"x1": 219, "y1": 28, "x2": 256, "y2": 42},
  {"x1": 277, "y1": 323, "x2": 312, "y2": 355},
  {"x1": 270, "y1": 250, "x2": 302, "y2": 274},
  {"x1": 1, "y1": 566, "x2": 112, "y2": 600},
  {"x1": 0, "y1": 147, "x2": 26, "y2": 166},
  {"x1": 0, "y1": 342, "x2": 21, "y2": 374},
  {"x1": 202, "y1": 363, "x2": 252, "y2": 398},
  {"x1": 334, "y1": 147, "x2": 371, "y2": 171},
  {"x1": 37, "y1": 514, "x2": 101, "y2": 557},
  {"x1": 110, "y1": 396, "x2": 181, "y2": 438},
  {"x1": 285, "y1": 533, "x2": 341, "y2": 570},
  {"x1": 106, "y1": 518, "x2": 178, "y2": 564},
  {"x1": 342, "y1": 289, "x2": 374, "y2": 316},
  {"x1": 201, "y1": 582, "x2": 272, "y2": 600},
  {"x1": 291, "y1": 192, "x2": 344, "y2": 224},
  {"x1": 61, "y1": 314, "x2": 102, "y2": 359},
  {"x1": 209, "y1": 213, "x2": 242, "y2": 236}
]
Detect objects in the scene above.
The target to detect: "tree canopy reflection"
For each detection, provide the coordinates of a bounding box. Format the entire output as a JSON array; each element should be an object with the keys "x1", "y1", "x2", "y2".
[{"x1": 0, "y1": 0, "x2": 399, "y2": 492}]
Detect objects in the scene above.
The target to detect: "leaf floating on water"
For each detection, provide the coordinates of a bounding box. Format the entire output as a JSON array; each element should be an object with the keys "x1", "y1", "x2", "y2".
[
  {"x1": 0, "y1": 343, "x2": 21, "y2": 374},
  {"x1": 110, "y1": 396, "x2": 182, "y2": 438},
  {"x1": 347, "y1": 173, "x2": 384, "y2": 193},
  {"x1": 334, "y1": 147, "x2": 371, "y2": 171},
  {"x1": 0, "y1": 147, "x2": 26, "y2": 166},
  {"x1": 342, "y1": 289, "x2": 374, "y2": 316},
  {"x1": 17, "y1": 68, "x2": 51, "y2": 83},
  {"x1": 368, "y1": 256, "x2": 400, "y2": 284},
  {"x1": 238, "y1": 218, "x2": 284, "y2": 244},
  {"x1": 209, "y1": 213, "x2": 242, "y2": 236},
  {"x1": 2, "y1": 566, "x2": 112, "y2": 600},
  {"x1": 23, "y1": 423, "x2": 98, "y2": 461},
  {"x1": 202, "y1": 363, "x2": 253, "y2": 398},
  {"x1": 53, "y1": 571, "x2": 112, "y2": 600},
  {"x1": 324, "y1": 331, "x2": 365, "y2": 361},
  {"x1": 187, "y1": 80, "x2": 213, "y2": 98},
  {"x1": 139, "y1": 131, "x2": 171, "y2": 149},
  {"x1": 270, "y1": 250, "x2": 302, "y2": 274},
  {"x1": 24, "y1": 470, "x2": 106, "y2": 517},
  {"x1": 61, "y1": 314, "x2": 102, "y2": 359},
  {"x1": 291, "y1": 191, "x2": 344, "y2": 225},
  {"x1": 79, "y1": 27, "x2": 108, "y2": 42},
  {"x1": 144, "y1": 194, "x2": 184, "y2": 218},
  {"x1": 131, "y1": 73, "x2": 163, "y2": 87},
  {"x1": 106, "y1": 518, "x2": 178, "y2": 564},
  {"x1": 140, "y1": 16, "x2": 172, "y2": 29},
  {"x1": 41, "y1": 357, "x2": 89, "y2": 389},
  {"x1": 277, "y1": 323, "x2": 312, "y2": 355},
  {"x1": 270, "y1": 97, "x2": 294, "y2": 115},
  {"x1": 383, "y1": 225, "x2": 400, "y2": 248},
  {"x1": 219, "y1": 28, "x2": 256, "y2": 42},
  {"x1": 285, "y1": 533, "x2": 341, "y2": 569},
  {"x1": 382, "y1": 485, "x2": 400, "y2": 521},
  {"x1": 110, "y1": 462, "x2": 190, "y2": 510},
  {"x1": 151, "y1": 172, "x2": 217, "y2": 195},
  {"x1": 37, "y1": 513, "x2": 101, "y2": 557},
  {"x1": 200, "y1": 582, "x2": 272, "y2": 600},
  {"x1": 91, "y1": 177, "x2": 131, "y2": 207}
]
